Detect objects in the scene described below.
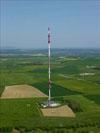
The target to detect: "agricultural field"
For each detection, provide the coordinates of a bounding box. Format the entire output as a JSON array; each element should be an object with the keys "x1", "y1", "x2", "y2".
[
  {"x1": 1, "y1": 85, "x2": 47, "y2": 99},
  {"x1": 0, "y1": 49, "x2": 100, "y2": 133}
]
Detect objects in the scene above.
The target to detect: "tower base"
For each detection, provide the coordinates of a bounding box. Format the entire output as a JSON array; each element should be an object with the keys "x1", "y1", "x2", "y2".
[{"x1": 41, "y1": 100, "x2": 61, "y2": 108}]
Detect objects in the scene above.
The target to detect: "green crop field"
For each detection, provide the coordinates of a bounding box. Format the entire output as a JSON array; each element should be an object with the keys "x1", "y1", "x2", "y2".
[{"x1": 0, "y1": 51, "x2": 100, "y2": 133}]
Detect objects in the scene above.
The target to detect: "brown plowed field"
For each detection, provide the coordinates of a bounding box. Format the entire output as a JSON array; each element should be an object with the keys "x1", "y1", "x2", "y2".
[
  {"x1": 1, "y1": 85, "x2": 47, "y2": 99},
  {"x1": 41, "y1": 105, "x2": 75, "y2": 117}
]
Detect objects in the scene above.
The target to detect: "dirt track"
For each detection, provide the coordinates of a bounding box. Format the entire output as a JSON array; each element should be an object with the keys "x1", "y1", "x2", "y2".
[
  {"x1": 41, "y1": 105, "x2": 75, "y2": 117},
  {"x1": 1, "y1": 85, "x2": 47, "y2": 99}
]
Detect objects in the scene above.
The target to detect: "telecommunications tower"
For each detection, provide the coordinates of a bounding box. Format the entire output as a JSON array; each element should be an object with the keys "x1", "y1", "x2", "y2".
[
  {"x1": 41, "y1": 28, "x2": 60, "y2": 108},
  {"x1": 48, "y1": 27, "x2": 51, "y2": 106}
]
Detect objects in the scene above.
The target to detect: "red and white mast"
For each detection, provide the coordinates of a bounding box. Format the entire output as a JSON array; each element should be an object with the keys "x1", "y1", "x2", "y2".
[{"x1": 48, "y1": 27, "x2": 51, "y2": 105}]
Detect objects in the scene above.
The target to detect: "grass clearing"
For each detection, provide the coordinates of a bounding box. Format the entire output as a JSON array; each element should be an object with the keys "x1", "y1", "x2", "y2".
[
  {"x1": 63, "y1": 95, "x2": 100, "y2": 112},
  {"x1": 0, "y1": 98, "x2": 41, "y2": 127}
]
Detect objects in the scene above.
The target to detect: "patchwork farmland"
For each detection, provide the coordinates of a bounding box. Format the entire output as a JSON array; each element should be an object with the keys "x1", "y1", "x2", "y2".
[{"x1": 0, "y1": 49, "x2": 100, "y2": 133}]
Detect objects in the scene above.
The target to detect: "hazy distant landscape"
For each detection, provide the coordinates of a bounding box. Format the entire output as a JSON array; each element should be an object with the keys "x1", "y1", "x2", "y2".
[{"x1": 1, "y1": 48, "x2": 100, "y2": 56}]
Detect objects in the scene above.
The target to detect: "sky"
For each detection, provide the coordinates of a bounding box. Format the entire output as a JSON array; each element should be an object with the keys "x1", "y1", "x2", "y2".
[{"x1": 1, "y1": 0, "x2": 100, "y2": 49}]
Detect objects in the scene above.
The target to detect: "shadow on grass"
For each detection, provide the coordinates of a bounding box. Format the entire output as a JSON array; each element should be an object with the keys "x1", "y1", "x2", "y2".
[
  {"x1": 31, "y1": 82, "x2": 81, "y2": 97},
  {"x1": 84, "y1": 94, "x2": 100, "y2": 105}
]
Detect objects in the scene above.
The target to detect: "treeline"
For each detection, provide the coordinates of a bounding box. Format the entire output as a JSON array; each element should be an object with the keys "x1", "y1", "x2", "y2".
[
  {"x1": 0, "y1": 114, "x2": 100, "y2": 133},
  {"x1": 0, "y1": 124, "x2": 100, "y2": 133},
  {"x1": 0, "y1": 83, "x2": 5, "y2": 96}
]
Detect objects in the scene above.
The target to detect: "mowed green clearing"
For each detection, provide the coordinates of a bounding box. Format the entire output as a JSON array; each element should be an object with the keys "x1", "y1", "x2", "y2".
[
  {"x1": 0, "y1": 98, "x2": 41, "y2": 127},
  {"x1": 63, "y1": 95, "x2": 100, "y2": 112}
]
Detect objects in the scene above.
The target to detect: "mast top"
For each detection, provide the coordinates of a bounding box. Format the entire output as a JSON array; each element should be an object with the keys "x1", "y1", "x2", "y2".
[{"x1": 48, "y1": 27, "x2": 50, "y2": 31}]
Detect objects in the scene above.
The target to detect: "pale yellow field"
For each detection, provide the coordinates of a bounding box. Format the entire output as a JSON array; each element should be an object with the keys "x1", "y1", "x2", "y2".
[
  {"x1": 12, "y1": 129, "x2": 20, "y2": 133},
  {"x1": 41, "y1": 105, "x2": 75, "y2": 117},
  {"x1": 1, "y1": 84, "x2": 47, "y2": 99}
]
